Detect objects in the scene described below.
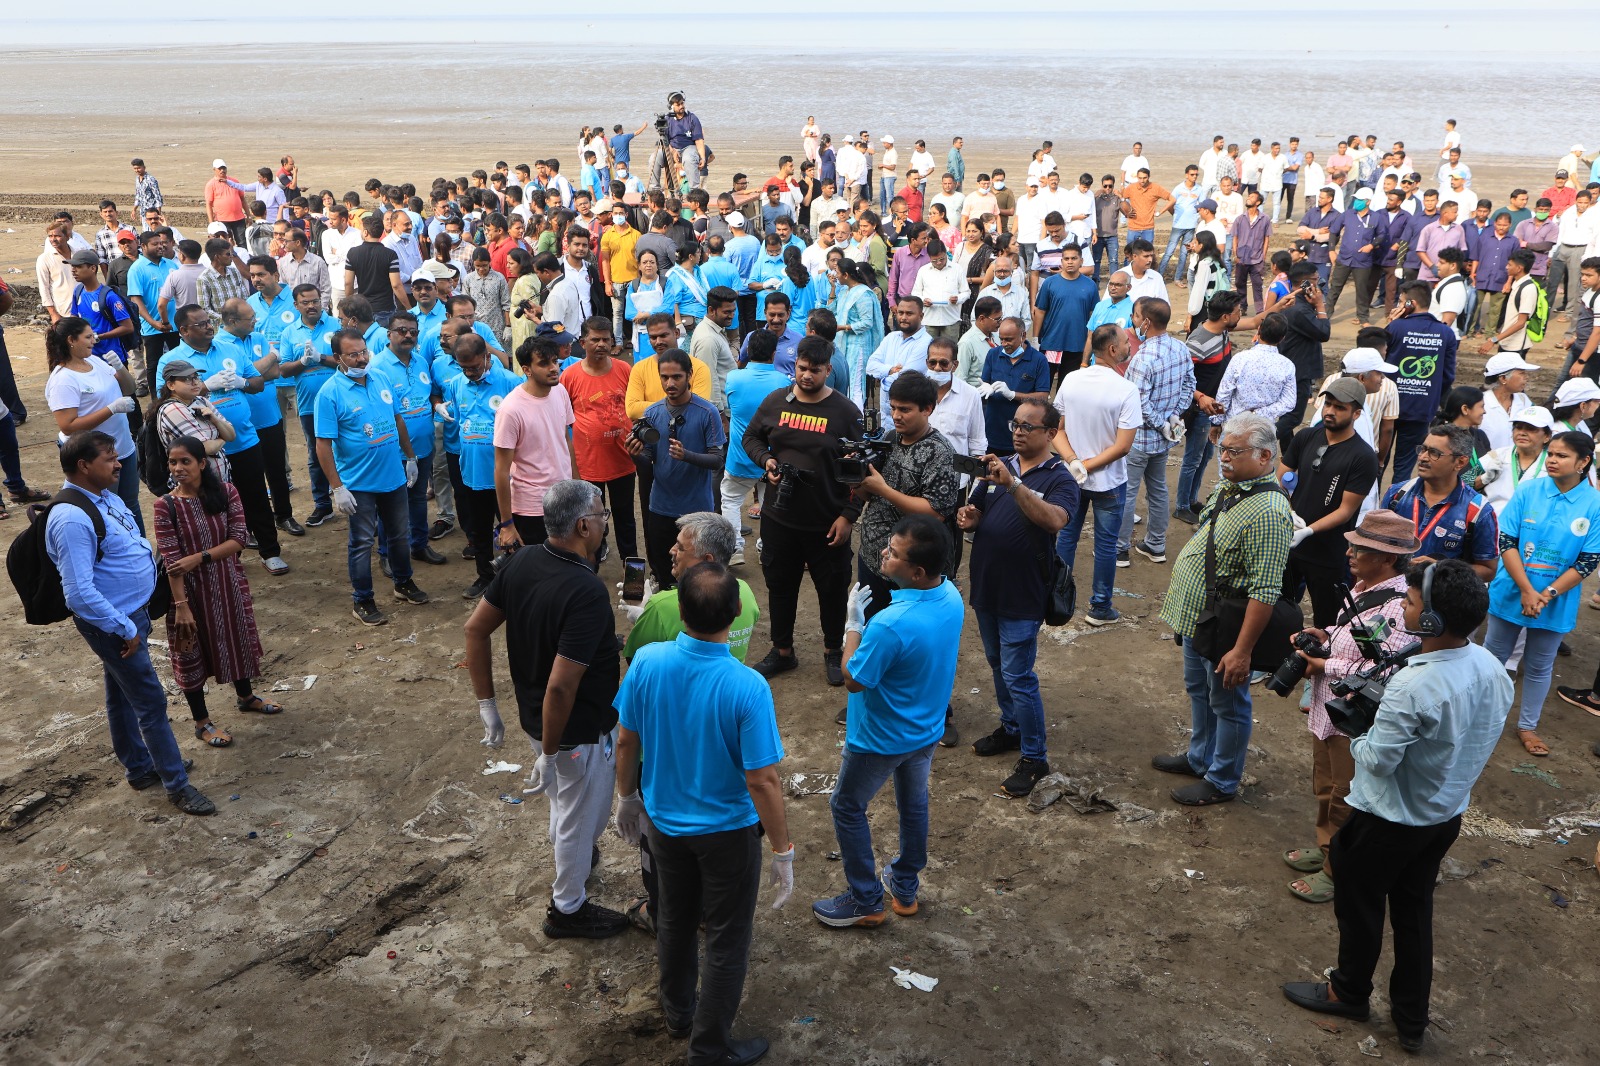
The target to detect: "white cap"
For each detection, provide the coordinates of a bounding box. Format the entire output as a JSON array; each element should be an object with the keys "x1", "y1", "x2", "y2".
[
  {"x1": 726, "y1": 211, "x2": 746, "y2": 229},
  {"x1": 1555, "y1": 378, "x2": 1600, "y2": 405},
  {"x1": 1342, "y1": 347, "x2": 1398, "y2": 374},
  {"x1": 1484, "y1": 351, "x2": 1539, "y2": 377},
  {"x1": 206, "y1": 221, "x2": 230, "y2": 235},
  {"x1": 1354, "y1": 187, "x2": 1376, "y2": 200},
  {"x1": 882, "y1": 134, "x2": 894, "y2": 145},
  {"x1": 1026, "y1": 176, "x2": 1041, "y2": 187},
  {"x1": 212, "y1": 158, "x2": 227, "y2": 169},
  {"x1": 1511, "y1": 405, "x2": 1555, "y2": 430},
  {"x1": 410, "y1": 266, "x2": 439, "y2": 284},
  {"x1": 1572, "y1": 144, "x2": 1585, "y2": 154}
]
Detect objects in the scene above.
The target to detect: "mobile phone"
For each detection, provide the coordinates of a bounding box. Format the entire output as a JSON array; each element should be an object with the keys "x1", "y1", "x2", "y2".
[{"x1": 621, "y1": 557, "x2": 648, "y2": 601}]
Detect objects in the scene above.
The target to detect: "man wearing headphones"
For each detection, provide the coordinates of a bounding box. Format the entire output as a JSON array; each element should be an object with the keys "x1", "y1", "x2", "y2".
[{"x1": 1282, "y1": 559, "x2": 1512, "y2": 1055}]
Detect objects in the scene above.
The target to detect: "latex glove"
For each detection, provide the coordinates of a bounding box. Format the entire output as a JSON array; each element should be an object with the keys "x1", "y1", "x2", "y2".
[
  {"x1": 1289, "y1": 519, "x2": 1314, "y2": 548},
  {"x1": 845, "y1": 581, "x2": 874, "y2": 634},
  {"x1": 107, "y1": 396, "x2": 137, "y2": 414},
  {"x1": 302, "y1": 347, "x2": 322, "y2": 366},
  {"x1": 765, "y1": 277, "x2": 783, "y2": 291},
  {"x1": 477, "y1": 697, "x2": 504, "y2": 748},
  {"x1": 1161, "y1": 415, "x2": 1187, "y2": 444},
  {"x1": 990, "y1": 381, "x2": 1015, "y2": 400},
  {"x1": 433, "y1": 401, "x2": 455, "y2": 422},
  {"x1": 1394, "y1": 267, "x2": 1405, "y2": 278},
  {"x1": 768, "y1": 845, "x2": 795, "y2": 909},
  {"x1": 523, "y1": 752, "x2": 556, "y2": 796},
  {"x1": 202, "y1": 370, "x2": 233, "y2": 392},
  {"x1": 1067, "y1": 459, "x2": 1088, "y2": 483},
  {"x1": 1477, "y1": 464, "x2": 1501, "y2": 486},
  {"x1": 616, "y1": 577, "x2": 657, "y2": 622},
  {"x1": 404, "y1": 458, "x2": 418, "y2": 487},
  {"x1": 332, "y1": 485, "x2": 358, "y2": 515},
  {"x1": 615, "y1": 791, "x2": 646, "y2": 845},
  {"x1": 976, "y1": 382, "x2": 995, "y2": 400}
]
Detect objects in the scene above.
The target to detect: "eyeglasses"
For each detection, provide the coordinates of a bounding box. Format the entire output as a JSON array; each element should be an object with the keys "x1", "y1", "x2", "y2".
[
  {"x1": 1007, "y1": 420, "x2": 1045, "y2": 434},
  {"x1": 583, "y1": 509, "x2": 611, "y2": 523},
  {"x1": 1217, "y1": 445, "x2": 1254, "y2": 458},
  {"x1": 1415, "y1": 444, "x2": 1449, "y2": 460}
]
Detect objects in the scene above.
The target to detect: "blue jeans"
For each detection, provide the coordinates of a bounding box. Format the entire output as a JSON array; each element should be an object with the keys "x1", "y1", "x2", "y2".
[
  {"x1": 1314, "y1": 261, "x2": 1331, "y2": 297},
  {"x1": 1159, "y1": 227, "x2": 1195, "y2": 280},
  {"x1": 348, "y1": 486, "x2": 413, "y2": 603},
  {"x1": 298, "y1": 413, "x2": 332, "y2": 511},
  {"x1": 1181, "y1": 638, "x2": 1253, "y2": 794},
  {"x1": 1175, "y1": 407, "x2": 1215, "y2": 513},
  {"x1": 379, "y1": 450, "x2": 433, "y2": 556},
  {"x1": 115, "y1": 448, "x2": 145, "y2": 535},
  {"x1": 1127, "y1": 228, "x2": 1154, "y2": 246},
  {"x1": 830, "y1": 742, "x2": 935, "y2": 908},
  {"x1": 1223, "y1": 232, "x2": 1235, "y2": 274},
  {"x1": 1056, "y1": 482, "x2": 1125, "y2": 611},
  {"x1": 879, "y1": 176, "x2": 896, "y2": 214},
  {"x1": 75, "y1": 609, "x2": 189, "y2": 793},
  {"x1": 1091, "y1": 234, "x2": 1120, "y2": 282},
  {"x1": 974, "y1": 608, "x2": 1047, "y2": 760},
  {"x1": 1117, "y1": 445, "x2": 1171, "y2": 553},
  {"x1": 1483, "y1": 616, "x2": 1564, "y2": 730},
  {"x1": 1461, "y1": 286, "x2": 1479, "y2": 333}
]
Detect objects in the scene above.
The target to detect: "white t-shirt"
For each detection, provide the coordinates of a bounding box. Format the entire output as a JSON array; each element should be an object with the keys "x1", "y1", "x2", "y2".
[
  {"x1": 46, "y1": 356, "x2": 134, "y2": 458},
  {"x1": 1120, "y1": 154, "x2": 1150, "y2": 184},
  {"x1": 1429, "y1": 274, "x2": 1469, "y2": 333},
  {"x1": 1259, "y1": 154, "x2": 1287, "y2": 193},
  {"x1": 1014, "y1": 192, "x2": 1046, "y2": 243},
  {"x1": 910, "y1": 150, "x2": 935, "y2": 182},
  {"x1": 880, "y1": 147, "x2": 898, "y2": 175},
  {"x1": 1051, "y1": 364, "x2": 1141, "y2": 491},
  {"x1": 1480, "y1": 388, "x2": 1530, "y2": 453}
]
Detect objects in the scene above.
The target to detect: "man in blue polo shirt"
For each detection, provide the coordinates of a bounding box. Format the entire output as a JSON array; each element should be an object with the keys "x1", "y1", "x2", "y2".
[
  {"x1": 277, "y1": 282, "x2": 339, "y2": 525},
  {"x1": 127, "y1": 229, "x2": 178, "y2": 394},
  {"x1": 813, "y1": 514, "x2": 964, "y2": 928},
  {"x1": 371, "y1": 310, "x2": 445, "y2": 568},
  {"x1": 721, "y1": 329, "x2": 789, "y2": 560},
  {"x1": 737, "y1": 295, "x2": 802, "y2": 376},
  {"x1": 625, "y1": 348, "x2": 727, "y2": 589},
  {"x1": 1385, "y1": 280, "x2": 1458, "y2": 482},
  {"x1": 1298, "y1": 188, "x2": 1338, "y2": 295},
  {"x1": 978, "y1": 317, "x2": 1051, "y2": 455},
  {"x1": 418, "y1": 293, "x2": 505, "y2": 366},
  {"x1": 247, "y1": 254, "x2": 301, "y2": 503},
  {"x1": 1380, "y1": 423, "x2": 1498, "y2": 582},
  {"x1": 1326, "y1": 188, "x2": 1389, "y2": 327},
  {"x1": 442, "y1": 333, "x2": 520, "y2": 599},
  {"x1": 218, "y1": 295, "x2": 300, "y2": 536},
  {"x1": 407, "y1": 264, "x2": 450, "y2": 336},
  {"x1": 314, "y1": 327, "x2": 429, "y2": 625}
]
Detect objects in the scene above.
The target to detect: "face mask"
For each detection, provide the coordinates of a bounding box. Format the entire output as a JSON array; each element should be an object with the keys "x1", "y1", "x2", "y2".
[
  {"x1": 926, "y1": 370, "x2": 953, "y2": 385},
  {"x1": 594, "y1": 535, "x2": 610, "y2": 566},
  {"x1": 1352, "y1": 200, "x2": 1369, "y2": 211},
  {"x1": 1536, "y1": 211, "x2": 1550, "y2": 220},
  {"x1": 1135, "y1": 328, "x2": 1147, "y2": 341},
  {"x1": 344, "y1": 365, "x2": 367, "y2": 379},
  {"x1": 613, "y1": 215, "x2": 627, "y2": 226},
  {"x1": 992, "y1": 181, "x2": 1005, "y2": 190},
  {"x1": 993, "y1": 275, "x2": 1012, "y2": 288}
]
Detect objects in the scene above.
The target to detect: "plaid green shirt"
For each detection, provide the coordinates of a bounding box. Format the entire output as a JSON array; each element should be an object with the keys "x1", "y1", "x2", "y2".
[{"x1": 1161, "y1": 473, "x2": 1294, "y2": 638}]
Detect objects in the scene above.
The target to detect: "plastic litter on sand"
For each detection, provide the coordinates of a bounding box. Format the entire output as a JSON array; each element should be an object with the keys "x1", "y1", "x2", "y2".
[{"x1": 890, "y1": 966, "x2": 938, "y2": 992}]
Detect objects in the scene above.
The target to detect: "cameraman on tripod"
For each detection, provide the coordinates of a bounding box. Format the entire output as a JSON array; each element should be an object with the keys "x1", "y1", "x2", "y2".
[
  {"x1": 1282, "y1": 559, "x2": 1512, "y2": 1055},
  {"x1": 653, "y1": 92, "x2": 707, "y2": 192}
]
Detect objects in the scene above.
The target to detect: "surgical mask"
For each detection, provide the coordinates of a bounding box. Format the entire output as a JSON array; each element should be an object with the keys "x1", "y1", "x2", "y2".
[
  {"x1": 1536, "y1": 211, "x2": 1550, "y2": 220},
  {"x1": 594, "y1": 536, "x2": 610, "y2": 565},
  {"x1": 1135, "y1": 328, "x2": 1147, "y2": 341},
  {"x1": 992, "y1": 180, "x2": 1005, "y2": 190},
  {"x1": 1352, "y1": 199, "x2": 1369, "y2": 211},
  {"x1": 993, "y1": 275, "x2": 1012, "y2": 288},
  {"x1": 926, "y1": 370, "x2": 952, "y2": 385},
  {"x1": 613, "y1": 214, "x2": 627, "y2": 226},
  {"x1": 343, "y1": 365, "x2": 368, "y2": 379}
]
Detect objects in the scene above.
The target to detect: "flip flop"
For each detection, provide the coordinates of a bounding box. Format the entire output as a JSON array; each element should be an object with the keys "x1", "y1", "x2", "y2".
[
  {"x1": 1283, "y1": 846, "x2": 1325, "y2": 873},
  {"x1": 238, "y1": 695, "x2": 285, "y2": 715},
  {"x1": 1518, "y1": 729, "x2": 1550, "y2": 757},
  {"x1": 1288, "y1": 870, "x2": 1335, "y2": 903},
  {"x1": 194, "y1": 720, "x2": 233, "y2": 747}
]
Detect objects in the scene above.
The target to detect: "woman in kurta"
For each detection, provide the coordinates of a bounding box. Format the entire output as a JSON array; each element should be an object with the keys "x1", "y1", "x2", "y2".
[
  {"x1": 156, "y1": 436, "x2": 277, "y2": 748},
  {"x1": 832, "y1": 259, "x2": 885, "y2": 410}
]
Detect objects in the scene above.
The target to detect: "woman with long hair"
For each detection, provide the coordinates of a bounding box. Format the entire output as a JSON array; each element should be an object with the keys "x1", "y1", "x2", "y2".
[
  {"x1": 507, "y1": 247, "x2": 543, "y2": 355},
  {"x1": 777, "y1": 245, "x2": 816, "y2": 322},
  {"x1": 1437, "y1": 385, "x2": 1491, "y2": 485},
  {"x1": 155, "y1": 436, "x2": 275, "y2": 749},
  {"x1": 954, "y1": 217, "x2": 997, "y2": 319},
  {"x1": 1186, "y1": 230, "x2": 1229, "y2": 329},
  {"x1": 928, "y1": 202, "x2": 959, "y2": 253},
  {"x1": 833, "y1": 259, "x2": 886, "y2": 409},
  {"x1": 801, "y1": 116, "x2": 821, "y2": 164},
  {"x1": 623, "y1": 249, "x2": 666, "y2": 353},
  {"x1": 44, "y1": 315, "x2": 141, "y2": 526}
]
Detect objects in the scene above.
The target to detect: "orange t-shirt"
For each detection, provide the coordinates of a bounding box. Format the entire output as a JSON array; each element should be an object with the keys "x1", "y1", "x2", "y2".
[
  {"x1": 1120, "y1": 182, "x2": 1171, "y2": 230},
  {"x1": 560, "y1": 358, "x2": 635, "y2": 483}
]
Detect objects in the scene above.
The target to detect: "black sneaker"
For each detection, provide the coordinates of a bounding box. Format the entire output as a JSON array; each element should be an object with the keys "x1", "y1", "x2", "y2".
[
  {"x1": 167, "y1": 784, "x2": 217, "y2": 815},
  {"x1": 1134, "y1": 540, "x2": 1167, "y2": 564},
  {"x1": 1172, "y1": 507, "x2": 1200, "y2": 526},
  {"x1": 393, "y1": 580, "x2": 429, "y2": 605},
  {"x1": 1001, "y1": 757, "x2": 1049, "y2": 798},
  {"x1": 972, "y1": 725, "x2": 1022, "y2": 757},
  {"x1": 352, "y1": 599, "x2": 388, "y2": 626},
  {"x1": 428, "y1": 519, "x2": 454, "y2": 541},
  {"x1": 305, "y1": 505, "x2": 335, "y2": 527},
  {"x1": 463, "y1": 579, "x2": 488, "y2": 600},
  {"x1": 276, "y1": 516, "x2": 306, "y2": 537},
  {"x1": 752, "y1": 648, "x2": 798, "y2": 679},
  {"x1": 412, "y1": 545, "x2": 447, "y2": 565},
  {"x1": 824, "y1": 649, "x2": 845, "y2": 686},
  {"x1": 1115, "y1": 548, "x2": 1131, "y2": 568},
  {"x1": 128, "y1": 758, "x2": 193, "y2": 791},
  {"x1": 939, "y1": 708, "x2": 959, "y2": 748},
  {"x1": 1556, "y1": 686, "x2": 1600, "y2": 717},
  {"x1": 462, "y1": 542, "x2": 477, "y2": 560},
  {"x1": 543, "y1": 899, "x2": 630, "y2": 940}
]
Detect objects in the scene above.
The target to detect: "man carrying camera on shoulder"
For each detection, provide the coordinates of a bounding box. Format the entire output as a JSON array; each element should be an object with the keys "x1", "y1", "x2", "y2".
[{"x1": 1282, "y1": 559, "x2": 1512, "y2": 1056}]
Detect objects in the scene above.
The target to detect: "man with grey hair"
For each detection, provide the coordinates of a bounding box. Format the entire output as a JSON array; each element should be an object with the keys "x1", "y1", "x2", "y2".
[
  {"x1": 1152, "y1": 412, "x2": 1294, "y2": 807},
  {"x1": 614, "y1": 511, "x2": 762, "y2": 936},
  {"x1": 464, "y1": 479, "x2": 629, "y2": 939}
]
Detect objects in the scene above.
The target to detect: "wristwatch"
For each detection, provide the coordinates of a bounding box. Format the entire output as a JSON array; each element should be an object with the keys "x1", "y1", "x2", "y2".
[{"x1": 200, "y1": 550, "x2": 213, "y2": 565}]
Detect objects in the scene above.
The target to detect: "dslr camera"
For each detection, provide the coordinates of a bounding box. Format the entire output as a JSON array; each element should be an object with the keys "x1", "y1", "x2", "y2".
[
  {"x1": 630, "y1": 418, "x2": 661, "y2": 446},
  {"x1": 1265, "y1": 631, "x2": 1331, "y2": 697}
]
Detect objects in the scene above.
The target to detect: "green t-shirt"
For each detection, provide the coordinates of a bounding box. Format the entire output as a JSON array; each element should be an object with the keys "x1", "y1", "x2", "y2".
[{"x1": 621, "y1": 579, "x2": 759, "y2": 663}]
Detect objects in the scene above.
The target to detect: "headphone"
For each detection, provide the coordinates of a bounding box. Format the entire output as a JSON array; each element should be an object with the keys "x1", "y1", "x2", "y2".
[{"x1": 1412, "y1": 562, "x2": 1445, "y2": 638}]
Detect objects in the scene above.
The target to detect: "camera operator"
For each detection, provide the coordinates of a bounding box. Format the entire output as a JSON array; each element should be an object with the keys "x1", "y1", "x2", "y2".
[
  {"x1": 742, "y1": 335, "x2": 865, "y2": 685},
  {"x1": 843, "y1": 370, "x2": 961, "y2": 744},
  {"x1": 1282, "y1": 560, "x2": 1512, "y2": 1056},
  {"x1": 653, "y1": 92, "x2": 707, "y2": 192},
  {"x1": 1277, "y1": 510, "x2": 1418, "y2": 905}
]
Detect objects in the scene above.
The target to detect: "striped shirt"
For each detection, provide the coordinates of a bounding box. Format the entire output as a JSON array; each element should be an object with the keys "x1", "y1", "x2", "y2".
[{"x1": 1160, "y1": 474, "x2": 1294, "y2": 638}]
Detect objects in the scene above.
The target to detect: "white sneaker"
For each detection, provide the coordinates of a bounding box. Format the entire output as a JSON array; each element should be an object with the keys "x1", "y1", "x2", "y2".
[{"x1": 730, "y1": 551, "x2": 745, "y2": 566}]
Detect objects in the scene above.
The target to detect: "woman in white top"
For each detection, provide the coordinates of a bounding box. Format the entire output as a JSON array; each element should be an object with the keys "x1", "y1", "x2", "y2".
[
  {"x1": 1479, "y1": 406, "x2": 1552, "y2": 514},
  {"x1": 44, "y1": 315, "x2": 142, "y2": 528},
  {"x1": 801, "y1": 117, "x2": 820, "y2": 164},
  {"x1": 1479, "y1": 353, "x2": 1536, "y2": 452},
  {"x1": 1185, "y1": 231, "x2": 1229, "y2": 327},
  {"x1": 623, "y1": 248, "x2": 666, "y2": 354}
]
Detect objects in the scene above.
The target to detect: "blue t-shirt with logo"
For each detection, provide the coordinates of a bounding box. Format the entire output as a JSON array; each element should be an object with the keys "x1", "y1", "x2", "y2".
[
  {"x1": 279, "y1": 314, "x2": 338, "y2": 414},
  {"x1": 215, "y1": 331, "x2": 281, "y2": 431},
  {"x1": 371, "y1": 349, "x2": 435, "y2": 458},
  {"x1": 637, "y1": 394, "x2": 726, "y2": 517},
  {"x1": 846, "y1": 579, "x2": 966, "y2": 755},
  {"x1": 247, "y1": 288, "x2": 300, "y2": 390},
  {"x1": 312, "y1": 366, "x2": 407, "y2": 494},
  {"x1": 69, "y1": 285, "x2": 132, "y2": 363},
  {"x1": 444, "y1": 362, "x2": 521, "y2": 491},
  {"x1": 1488, "y1": 477, "x2": 1600, "y2": 632},
  {"x1": 724, "y1": 365, "x2": 791, "y2": 479},
  {"x1": 158, "y1": 341, "x2": 261, "y2": 454},
  {"x1": 126, "y1": 255, "x2": 176, "y2": 337}
]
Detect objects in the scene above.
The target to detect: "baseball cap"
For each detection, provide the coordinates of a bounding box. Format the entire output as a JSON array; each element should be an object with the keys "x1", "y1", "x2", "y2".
[
  {"x1": 1555, "y1": 378, "x2": 1600, "y2": 405},
  {"x1": 1572, "y1": 144, "x2": 1585, "y2": 154},
  {"x1": 1342, "y1": 347, "x2": 1398, "y2": 374},
  {"x1": 1556, "y1": 169, "x2": 1570, "y2": 179},
  {"x1": 1321, "y1": 377, "x2": 1368, "y2": 406},
  {"x1": 882, "y1": 134, "x2": 894, "y2": 145},
  {"x1": 409, "y1": 266, "x2": 439, "y2": 285},
  {"x1": 1197, "y1": 198, "x2": 1218, "y2": 213},
  {"x1": 116, "y1": 228, "x2": 136, "y2": 242},
  {"x1": 1354, "y1": 187, "x2": 1376, "y2": 200},
  {"x1": 1511, "y1": 406, "x2": 1555, "y2": 430},
  {"x1": 68, "y1": 249, "x2": 99, "y2": 267},
  {"x1": 1484, "y1": 352, "x2": 1539, "y2": 377},
  {"x1": 206, "y1": 221, "x2": 230, "y2": 235},
  {"x1": 414, "y1": 260, "x2": 454, "y2": 282},
  {"x1": 212, "y1": 158, "x2": 227, "y2": 169},
  {"x1": 534, "y1": 321, "x2": 573, "y2": 348},
  {"x1": 1026, "y1": 176, "x2": 1041, "y2": 188},
  {"x1": 726, "y1": 211, "x2": 747, "y2": 229},
  {"x1": 162, "y1": 359, "x2": 199, "y2": 381}
]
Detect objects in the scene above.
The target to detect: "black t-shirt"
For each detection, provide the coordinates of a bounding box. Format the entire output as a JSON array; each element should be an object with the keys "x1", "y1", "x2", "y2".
[
  {"x1": 346, "y1": 241, "x2": 400, "y2": 313},
  {"x1": 741, "y1": 387, "x2": 865, "y2": 532},
  {"x1": 483, "y1": 542, "x2": 620, "y2": 745},
  {"x1": 1283, "y1": 426, "x2": 1380, "y2": 560}
]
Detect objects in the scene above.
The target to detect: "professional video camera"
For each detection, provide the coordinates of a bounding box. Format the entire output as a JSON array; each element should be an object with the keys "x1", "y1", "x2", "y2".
[
  {"x1": 1325, "y1": 639, "x2": 1421, "y2": 738},
  {"x1": 835, "y1": 435, "x2": 894, "y2": 485}
]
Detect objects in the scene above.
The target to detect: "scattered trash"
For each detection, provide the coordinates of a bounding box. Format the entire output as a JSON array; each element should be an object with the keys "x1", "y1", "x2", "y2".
[
  {"x1": 314, "y1": 847, "x2": 328, "y2": 857},
  {"x1": 787, "y1": 772, "x2": 837, "y2": 797},
  {"x1": 1511, "y1": 762, "x2": 1560, "y2": 788},
  {"x1": 1111, "y1": 586, "x2": 1145, "y2": 599},
  {"x1": 1116, "y1": 803, "x2": 1157, "y2": 823},
  {"x1": 277, "y1": 749, "x2": 314, "y2": 759},
  {"x1": 482, "y1": 760, "x2": 523, "y2": 776},
  {"x1": 960, "y1": 906, "x2": 974, "y2": 915},
  {"x1": 825, "y1": 851, "x2": 840, "y2": 861},
  {"x1": 396, "y1": 632, "x2": 418, "y2": 645},
  {"x1": 795, "y1": 1016, "x2": 816, "y2": 1025},
  {"x1": 968, "y1": 688, "x2": 980, "y2": 695},
  {"x1": 1555, "y1": 836, "x2": 1570, "y2": 846},
  {"x1": 247, "y1": 831, "x2": 258, "y2": 839},
  {"x1": 1026, "y1": 773, "x2": 1117, "y2": 814},
  {"x1": 375, "y1": 655, "x2": 394, "y2": 663},
  {"x1": 1312, "y1": 1019, "x2": 1341, "y2": 1034},
  {"x1": 1436, "y1": 857, "x2": 1478, "y2": 884},
  {"x1": 499, "y1": 793, "x2": 523, "y2": 805},
  {"x1": 55, "y1": 863, "x2": 70, "y2": 873},
  {"x1": 303, "y1": 675, "x2": 318, "y2": 690},
  {"x1": 890, "y1": 966, "x2": 938, "y2": 992},
  {"x1": 1183, "y1": 869, "x2": 1205, "y2": 880},
  {"x1": 354, "y1": 643, "x2": 365, "y2": 651},
  {"x1": 386, "y1": 950, "x2": 398, "y2": 960},
  {"x1": 229, "y1": 794, "x2": 240, "y2": 801},
  {"x1": 1546, "y1": 886, "x2": 1570, "y2": 909},
  {"x1": 1357, "y1": 1034, "x2": 1382, "y2": 1057}
]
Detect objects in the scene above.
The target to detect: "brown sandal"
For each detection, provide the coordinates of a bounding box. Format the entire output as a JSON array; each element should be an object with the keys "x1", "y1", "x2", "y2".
[
  {"x1": 1518, "y1": 729, "x2": 1550, "y2": 757},
  {"x1": 238, "y1": 695, "x2": 284, "y2": 715},
  {"x1": 195, "y1": 720, "x2": 233, "y2": 747}
]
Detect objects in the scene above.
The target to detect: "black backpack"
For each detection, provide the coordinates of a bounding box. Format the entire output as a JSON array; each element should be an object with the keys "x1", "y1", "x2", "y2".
[
  {"x1": 137, "y1": 401, "x2": 179, "y2": 497},
  {"x1": 7, "y1": 491, "x2": 107, "y2": 625}
]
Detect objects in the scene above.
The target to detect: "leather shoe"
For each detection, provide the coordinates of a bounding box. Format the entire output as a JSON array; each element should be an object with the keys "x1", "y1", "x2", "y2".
[
  {"x1": 276, "y1": 517, "x2": 306, "y2": 537},
  {"x1": 1281, "y1": 981, "x2": 1369, "y2": 1020},
  {"x1": 128, "y1": 758, "x2": 193, "y2": 791},
  {"x1": 412, "y1": 545, "x2": 448, "y2": 565},
  {"x1": 708, "y1": 1037, "x2": 770, "y2": 1066},
  {"x1": 1151, "y1": 753, "x2": 1202, "y2": 777},
  {"x1": 1171, "y1": 780, "x2": 1234, "y2": 806}
]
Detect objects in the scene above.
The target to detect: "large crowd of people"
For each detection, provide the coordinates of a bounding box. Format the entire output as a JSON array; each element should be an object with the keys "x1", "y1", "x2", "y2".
[{"x1": 12, "y1": 104, "x2": 1600, "y2": 1063}]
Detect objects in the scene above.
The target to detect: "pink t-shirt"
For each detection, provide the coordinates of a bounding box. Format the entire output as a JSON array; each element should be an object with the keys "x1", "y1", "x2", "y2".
[{"x1": 492, "y1": 383, "x2": 574, "y2": 516}]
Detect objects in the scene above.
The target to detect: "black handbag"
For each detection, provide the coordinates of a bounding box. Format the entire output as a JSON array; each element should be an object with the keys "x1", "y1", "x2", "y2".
[
  {"x1": 1038, "y1": 545, "x2": 1076, "y2": 627},
  {"x1": 1189, "y1": 484, "x2": 1302, "y2": 671}
]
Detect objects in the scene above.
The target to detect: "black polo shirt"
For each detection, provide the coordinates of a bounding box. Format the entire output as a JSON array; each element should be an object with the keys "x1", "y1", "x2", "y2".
[{"x1": 484, "y1": 542, "x2": 620, "y2": 745}]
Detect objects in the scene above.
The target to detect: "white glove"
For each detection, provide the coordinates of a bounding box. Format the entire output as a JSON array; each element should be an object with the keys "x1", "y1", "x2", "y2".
[
  {"x1": 202, "y1": 370, "x2": 233, "y2": 392},
  {"x1": 404, "y1": 458, "x2": 418, "y2": 487},
  {"x1": 991, "y1": 381, "x2": 1015, "y2": 400},
  {"x1": 1067, "y1": 459, "x2": 1088, "y2": 483},
  {"x1": 1161, "y1": 415, "x2": 1187, "y2": 444},
  {"x1": 845, "y1": 581, "x2": 874, "y2": 634},
  {"x1": 433, "y1": 401, "x2": 455, "y2": 422},
  {"x1": 615, "y1": 791, "x2": 646, "y2": 845},
  {"x1": 477, "y1": 697, "x2": 504, "y2": 748},
  {"x1": 1394, "y1": 267, "x2": 1405, "y2": 278},
  {"x1": 765, "y1": 277, "x2": 782, "y2": 291},
  {"x1": 524, "y1": 752, "x2": 556, "y2": 796},
  {"x1": 107, "y1": 396, "x2": 137, "y2": 414},
  {"x1": 332, "y1": 485, "x2": 358, "y2": 515},
  {"x1": 976, "y1": 382, "x2": 995, "y2": 400},
  {"x1": 1290, "y1": 524, "x2": 1314, "y2": 548},
  {"x1": 302, "y1": 347, "x2": 322, "y2": 366},
  {"x1": 616, "y1": 577, "x2": 657, "y2": 622},
  {"x1": 768, "y1": 845, "x2": 795, "y2": 909}
]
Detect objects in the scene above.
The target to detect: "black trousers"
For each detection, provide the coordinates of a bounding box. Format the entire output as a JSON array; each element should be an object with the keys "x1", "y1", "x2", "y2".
[
  {"x1": 760, "y1": 514, "x2": 852, "y2": 651},
  {"x1": 734, "y1": 295, "x2": 758, "y2": 342},
  {"x1": 512, "y1": 513, "x2": 547, "y2": 546},
  {"x1": 945, "y1": 510, "x2": 965, "y2": 576},
  {"x1": 225, "y1": 443, "x2": 280, "y2": 559},
  {"x1": 1329, "y1": 809, "x2": 1461, "y2": 1041},
  {"x1": 1275, "y1": 376, "x2": 1314, "y2": 453},
  {"x1": 457, "y1": 483, "x2": 498, "y2": 583},
  {"x1": 1283, "y1": 551, "x2": 1346, "y2": 630},
  {"x1": 592, "y1": 472, "x2": 638, "y2": 559},
  {"x1": 636, "y1": 461, "x2": 654, "y2": 526},
  {"x1": 142, "y1": 331, "x2": 179, "y2": 396},
  {"x1": 0, "y1": 324, "x2": 26, "y2": 421},
  {"x1": 643, "y1": 509, "x2": 681, "y2": 589},
  {"x1": 650, "y1": 822, "x2": 762, "y2": 1065},
  {"x1": 255, "y1": 421, "x2": 293, "y2": 520}
]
